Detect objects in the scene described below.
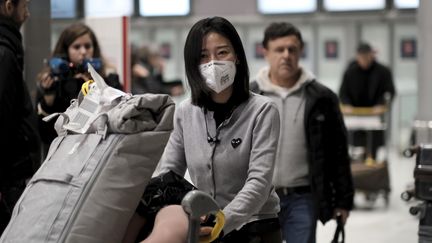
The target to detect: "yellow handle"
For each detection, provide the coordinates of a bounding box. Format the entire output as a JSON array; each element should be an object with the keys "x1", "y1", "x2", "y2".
[
  {"x1": 340, "y1": 104, "x2": 387, "y2": 115},
  {"x1": 199, "y1": 210, "x2": 225, "y2": 243},
  {"x1": 81, "y1": 79, "x2": 94, "y2": 96}
]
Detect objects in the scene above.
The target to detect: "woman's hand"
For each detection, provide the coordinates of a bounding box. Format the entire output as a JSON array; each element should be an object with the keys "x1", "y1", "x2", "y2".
[
  {"x1": 199, "y1": 215, "x2": 214, "y2": 236},
  {"x1": 40, "y1": 72, "x2": 55, "y2": 90},
  {"x1": 39, "y1": 72, "x2": 56, "y2": 107},
  {"x1": 199, "y1": 226, "x2": 213, "y2": 236},
  {"x1": 133, "y1": 64, "x2": 150, "y2": 78},
  {"x1": 74, "y1": 72, "x2": 92, "y2": 81}
]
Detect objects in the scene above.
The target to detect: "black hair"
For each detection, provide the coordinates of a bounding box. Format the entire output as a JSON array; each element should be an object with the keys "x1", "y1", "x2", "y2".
[
  {"x1": 51, "y1": 23, "x2": 109, "y2": 77},
  {"x1": 183, "y1": 16, "x2": 249, "y2": 107},
  {"x1": 357, "y1": 42, "x2": 373, "y2": 54},
  {"x1": 262, "y1": 22, "x2": 304, "y2": 49},
  {"x1": 1, "y1": 0, "x2": 19, "y2": 5}
]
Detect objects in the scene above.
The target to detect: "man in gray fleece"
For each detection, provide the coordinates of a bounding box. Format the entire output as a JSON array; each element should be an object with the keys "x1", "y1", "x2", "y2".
[{"x1": 250, "y1": 22, "x2": 354, "y2": 243}]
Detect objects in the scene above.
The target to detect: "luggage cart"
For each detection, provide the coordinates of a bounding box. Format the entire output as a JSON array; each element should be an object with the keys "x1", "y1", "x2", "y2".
[
  {"x1": 182, "y1": 190, "x2": 225, "y2": 243},
  {"x1": 341, "y1": 105, "x2": 391, "y2": 206}
]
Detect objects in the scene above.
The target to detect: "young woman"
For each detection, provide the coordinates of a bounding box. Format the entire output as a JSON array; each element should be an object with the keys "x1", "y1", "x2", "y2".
[
  {"x1": 125, "y1": 16, "x2": 282, "y2": 243},
  {"x1": 35, "y1": 23, "x2": 122, "y2": 158}
]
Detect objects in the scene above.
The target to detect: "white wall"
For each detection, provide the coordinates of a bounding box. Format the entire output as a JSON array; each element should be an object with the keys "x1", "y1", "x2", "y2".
[
  {"x1": 361, "y1": 23, "x2": 391, "y2": 65},
  {"x1": 317, "y1": 24, "x2": 348, "y2": 92},
  {"x1": 393, "y1": 23, "x2": 418, "y2": 92},
  {"x1": 392, "y1": 23, "x2": 418, "y2": 148},
  {"x1": 244, "y1": 25, "x2": 266, "y2": 79},
  {"x1": 86, "y1": 17, "x2": 129, "y2": 87}
]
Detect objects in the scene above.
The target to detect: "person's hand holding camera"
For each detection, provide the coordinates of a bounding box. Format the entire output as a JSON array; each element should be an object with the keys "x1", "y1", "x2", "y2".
[
  {"x1": 40, "y1": 71, "x2": 55, "y2": 90},
  {"x1": 73, "y1": 72, "x2": 92, "y2": 82},
  {"x1": 39, "y1": 72, "x2": 56, "y2": 107}
]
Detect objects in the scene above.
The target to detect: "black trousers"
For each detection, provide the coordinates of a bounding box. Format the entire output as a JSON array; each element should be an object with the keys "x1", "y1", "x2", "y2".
[
  {"x1": 349, "y1": 130, "x2": 385, "y2": 159},
  {"x1": 218, "y1": 218, "x2": 282, "y2": 243}
]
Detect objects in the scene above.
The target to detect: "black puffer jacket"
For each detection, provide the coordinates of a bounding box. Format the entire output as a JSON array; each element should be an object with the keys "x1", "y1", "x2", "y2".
[
  {"x1": 0, "y1": 18, "x2": 41, "y2": 186},
  {"x1": 303, "y1": 81, "x2": 354, "y2": 223}
]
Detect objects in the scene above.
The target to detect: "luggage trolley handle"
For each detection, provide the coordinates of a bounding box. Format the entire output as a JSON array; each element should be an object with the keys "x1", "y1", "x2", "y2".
[{"x1": 182, "y1": 190, "x2": 225, "y2": 243}]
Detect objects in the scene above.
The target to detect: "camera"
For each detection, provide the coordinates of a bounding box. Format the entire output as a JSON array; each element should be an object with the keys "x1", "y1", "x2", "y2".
[
  {"x1": 48, "y1": 57, "x2": 102, "y2": 78},
  {"x1": 42, "y1": 57, "x2": 102, "y2": 97}
]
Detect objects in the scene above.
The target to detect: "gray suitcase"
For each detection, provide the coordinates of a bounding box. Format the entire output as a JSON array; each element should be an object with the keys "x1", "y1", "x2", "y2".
[{"x1": 0, "y1": 94, "x2": 174, "y2": 243}]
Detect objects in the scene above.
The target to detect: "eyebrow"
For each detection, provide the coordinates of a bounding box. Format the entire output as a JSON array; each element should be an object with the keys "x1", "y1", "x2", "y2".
[
  {"x1": 72, "y1": 42, "x2": 92, "y2": 46},
  {"x1": 201, "y1": 45, "x2": 231, "y2": 51},
  {"x1": 216, "y1": 44, "x2": 230, "y2": 49}
]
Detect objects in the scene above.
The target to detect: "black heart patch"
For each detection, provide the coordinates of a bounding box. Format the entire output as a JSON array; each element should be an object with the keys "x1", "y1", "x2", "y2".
[{"x1": 231, "y1": 138, "x2": 242, "y2": 148}]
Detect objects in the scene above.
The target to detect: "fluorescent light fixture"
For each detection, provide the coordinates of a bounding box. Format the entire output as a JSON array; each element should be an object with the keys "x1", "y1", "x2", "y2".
[
  {"x1": 394, "y1": 0, "x2": 419, "y2": 9},
  {"x1": 324, "y1": 0, "x2": 385, "y2": 11},
  {"x1": 51, "y1": 0, "x2": 76, "y2": 19},
  {"x1": 139, "y1": 0, "x2": 190, "y2": 17},
  {"x1": 85, "y1": 0, "x2": 134, "y2": 17},
  {"x1": 257, "y1": 0, "x2": 317, "y2": 14}
]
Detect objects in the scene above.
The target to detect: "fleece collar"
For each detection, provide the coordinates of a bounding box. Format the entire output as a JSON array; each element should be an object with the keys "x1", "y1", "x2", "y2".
[{"x1": 254, "y1": 66, "x2": 315, "y2": 98}]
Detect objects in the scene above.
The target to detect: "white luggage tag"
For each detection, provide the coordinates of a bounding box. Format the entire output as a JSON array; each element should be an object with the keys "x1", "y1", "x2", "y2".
[{"x1": 62, "y1": 63, "x2": 125, "y2": 134}]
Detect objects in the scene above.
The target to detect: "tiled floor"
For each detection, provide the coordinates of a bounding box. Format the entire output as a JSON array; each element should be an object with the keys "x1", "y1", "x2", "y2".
[{"x1": 316, "y1": 149, "x2": 419, "y2": 243}]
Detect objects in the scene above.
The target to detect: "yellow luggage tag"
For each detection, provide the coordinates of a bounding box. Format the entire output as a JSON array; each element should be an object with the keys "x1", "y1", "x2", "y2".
[{"x1": 81, "y1": 79, "x2": 94, "y2": 96}]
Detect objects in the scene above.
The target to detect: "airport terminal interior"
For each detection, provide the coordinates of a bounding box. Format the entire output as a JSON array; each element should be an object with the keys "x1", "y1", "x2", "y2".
[{"x1": 6, "y1": 0, "x2": 431, "y2": 242}]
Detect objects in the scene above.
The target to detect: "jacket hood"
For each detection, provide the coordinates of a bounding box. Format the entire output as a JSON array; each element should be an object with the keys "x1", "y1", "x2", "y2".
[{"x1": 254, "y1": 66, "x2": 315, "y2": 95}]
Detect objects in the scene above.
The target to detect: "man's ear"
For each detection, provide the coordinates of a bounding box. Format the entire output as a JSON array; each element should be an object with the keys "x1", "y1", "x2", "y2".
[
  {"x1": 300, "y1": 46, "x2": 305, "y2": 57},
  {"x1": 262, "y1": 48, "x2": 269, "y2": 61},
  {"x1": 4, "y1": 0, "x2": 14, "y2": 15}
]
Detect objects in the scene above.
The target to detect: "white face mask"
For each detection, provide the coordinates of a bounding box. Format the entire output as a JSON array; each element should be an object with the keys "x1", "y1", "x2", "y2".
[{"x1": 199, "y1": 60, "x2": 236, "y2": 93}]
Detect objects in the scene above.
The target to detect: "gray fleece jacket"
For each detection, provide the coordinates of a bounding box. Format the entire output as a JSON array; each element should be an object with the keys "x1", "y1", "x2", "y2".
[
  {"x1": 156, "y1": 93, "x2": 280, "y2": 234},
  {"x1": 253, "y1": 66, "x2": 315, "y2": 188}
]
